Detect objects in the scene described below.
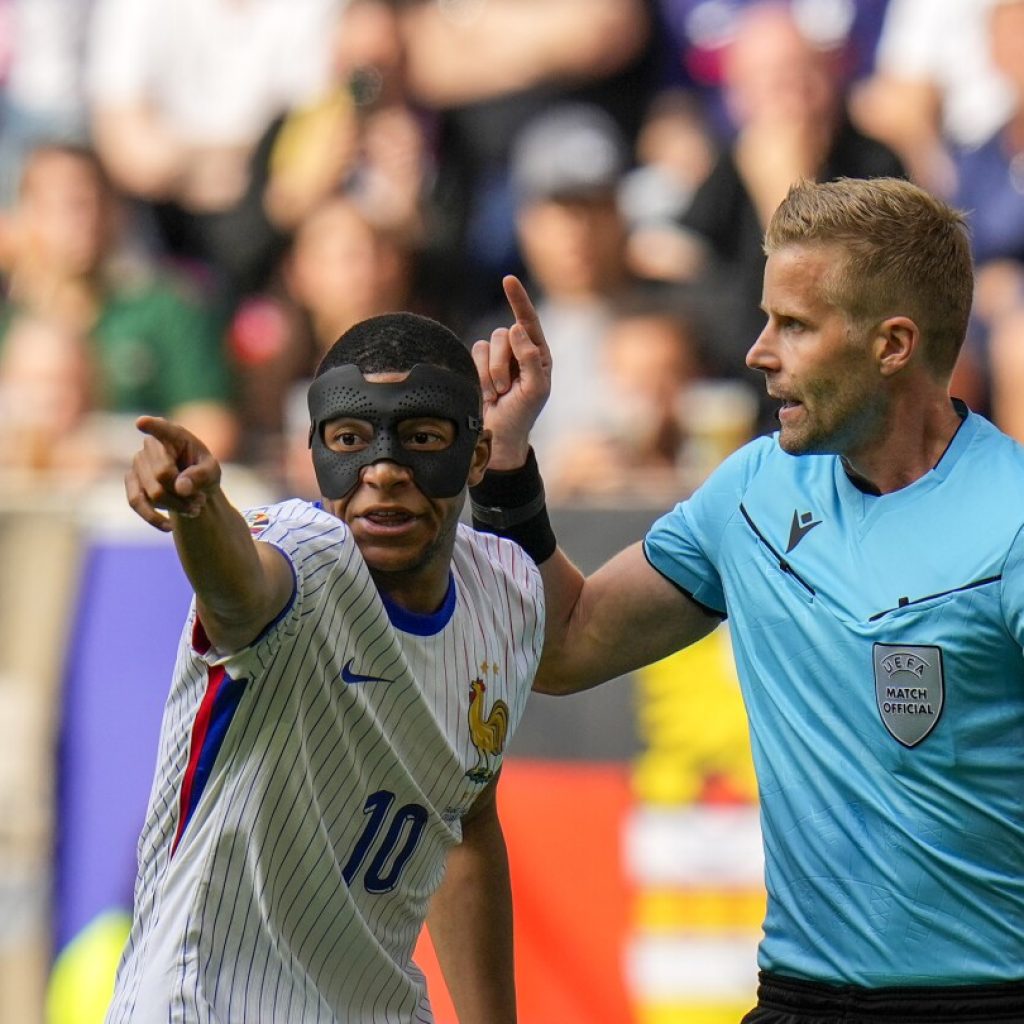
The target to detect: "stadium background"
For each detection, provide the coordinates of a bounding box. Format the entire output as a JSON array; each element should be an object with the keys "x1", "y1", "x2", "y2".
[{"x1": 0, "y1": 0, "x2": 983, "y2": 1019}]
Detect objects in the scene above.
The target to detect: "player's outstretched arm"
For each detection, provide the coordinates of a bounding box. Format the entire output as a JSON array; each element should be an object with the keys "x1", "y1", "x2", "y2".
[
  {"x1": 427, "y1": 775, "x2": 516, "y2": 1024},
  {"x1": 124, "y1": 416, "x2": 293, "y2": 653}
]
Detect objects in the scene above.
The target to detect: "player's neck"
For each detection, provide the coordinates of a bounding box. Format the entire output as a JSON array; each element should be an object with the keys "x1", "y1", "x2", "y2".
[
  {"x1": 371, "y1": 561, "x2": 453, "y2": 616},
  {"x1": 841, "y1": 392, "x2": 964, "y2": 496}
]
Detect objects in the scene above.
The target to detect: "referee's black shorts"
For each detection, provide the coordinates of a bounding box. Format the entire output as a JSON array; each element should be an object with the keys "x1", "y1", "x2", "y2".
[{"x1": 742, "y1": 971, "x2": 1024, "y2": 1023}]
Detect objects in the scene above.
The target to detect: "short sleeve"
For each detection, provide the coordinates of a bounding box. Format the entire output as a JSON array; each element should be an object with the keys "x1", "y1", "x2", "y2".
[
  {"x1": 644, "y1": 436, "x2": 773, "y2": 616},
  {"x1": 194, "y1": 501, "x2": 356, "y2": 672}
]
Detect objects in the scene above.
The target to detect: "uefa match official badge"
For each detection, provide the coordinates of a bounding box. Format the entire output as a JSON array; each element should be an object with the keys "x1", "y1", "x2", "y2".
[{"x1": 872, "y1": 643, "x2": 945, "y2": 747}]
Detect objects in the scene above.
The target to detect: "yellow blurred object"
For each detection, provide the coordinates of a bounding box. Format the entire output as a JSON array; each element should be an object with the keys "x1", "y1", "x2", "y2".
[
  {"x1": 47, "y1": 910, "x2": 131, "y2": 1024},
  {"x1": 270, "y1": 91, "x2": 354, "y2": 176},
  {"x1": 638, "y1": 1002, "x2": 756, "y2": 1024},
  {"x1": 265, "y1": 90, "x2": 360, "y2": 228},
  {"x1": 628, "y1": 629, "x2": 762, "y2": 1019},
  {"x1": 632, "y1": 626, "x2": 756, "y2": 806},
  {"x1": 635, "y1": 888, "x2": 766, "y2": 932}
]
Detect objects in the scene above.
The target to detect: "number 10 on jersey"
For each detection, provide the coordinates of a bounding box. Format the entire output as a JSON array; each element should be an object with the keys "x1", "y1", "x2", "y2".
[{"x1": 342, "y1": 789, "x2": 429, "y2": 893}]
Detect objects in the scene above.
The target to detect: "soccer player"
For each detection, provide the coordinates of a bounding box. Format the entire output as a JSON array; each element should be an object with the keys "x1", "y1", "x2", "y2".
[
  {"x1": 473, "y1": 178, "x2": 1024, "y2": 1022},
  {"x1": 109, "y1": 313, "x2": 543, "y2": 1023}
]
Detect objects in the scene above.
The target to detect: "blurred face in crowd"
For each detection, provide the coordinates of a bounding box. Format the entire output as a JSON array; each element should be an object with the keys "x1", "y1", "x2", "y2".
[
  {"x1": 288, "y1": 198, "x2": 408, "y2": 343},
  {"x1": 17, "y1": 150, "x2": 112, "y2": 277},
  {"x1": 605, "y1": 313, "x2": 700, "y2": 409},
  {"x1": 636, "y1": 92, "x2": 715, "y2": 190},
  {"x1": 601, "y1": 312, "x2": 702, "y2": 459},
  {"x1": 0, "y1": 316, "x2": 94, "y2": 436},
  {"x1": 724, "y1": 5, "x2": 838, "y2": 128},
  {"x1": 517, "y1": 193, "x2": 626, "y2": 299}
]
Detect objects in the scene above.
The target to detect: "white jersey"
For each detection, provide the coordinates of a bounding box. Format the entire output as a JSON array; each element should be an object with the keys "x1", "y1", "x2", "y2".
[{"x1": 106, "y1": 499, "x2": 544, "y2": 1024}]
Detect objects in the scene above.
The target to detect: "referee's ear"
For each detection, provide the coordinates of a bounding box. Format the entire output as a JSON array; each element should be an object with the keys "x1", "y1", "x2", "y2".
[{"x1": 875, "y1": 315, "x2": 919, "y2": 378}]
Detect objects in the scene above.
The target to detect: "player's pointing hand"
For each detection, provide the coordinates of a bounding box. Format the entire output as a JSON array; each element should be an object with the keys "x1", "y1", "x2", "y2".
[{"x1": 125, "y1": 416, "x2": 222, "y2": 532}]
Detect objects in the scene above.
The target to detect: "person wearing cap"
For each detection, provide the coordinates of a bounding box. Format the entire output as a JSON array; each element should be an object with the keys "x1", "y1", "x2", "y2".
[
  {"x1": 109, "y1": 312, "x2": 544, "y2": 1023},
  {"x1": 680, "y1": 2, "x2": 906, "y2": 429},
  {"x1": 501, "y1": 102, "x2": 711, "y2": 494}
]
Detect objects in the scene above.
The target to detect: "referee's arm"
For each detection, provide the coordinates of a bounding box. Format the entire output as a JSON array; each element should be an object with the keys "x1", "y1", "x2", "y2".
[{"x1": 534, "y1": 540, "x2": 721, "y2": 695}]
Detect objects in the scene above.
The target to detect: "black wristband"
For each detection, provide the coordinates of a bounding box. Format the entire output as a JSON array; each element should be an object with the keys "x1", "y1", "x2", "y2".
[{"x1": 470, "y1": 448, "x2": 557, "y2": 564}]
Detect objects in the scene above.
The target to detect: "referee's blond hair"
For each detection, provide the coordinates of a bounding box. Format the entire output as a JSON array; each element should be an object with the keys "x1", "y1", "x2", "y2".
[{"x1": 765, "y1": 177, "x2": 973, "y2": 378}]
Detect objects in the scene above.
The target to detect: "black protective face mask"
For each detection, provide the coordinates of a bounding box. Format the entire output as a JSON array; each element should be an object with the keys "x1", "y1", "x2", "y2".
[{"x1": 307, "y1": 363, "x2": 484, "y2": 499}]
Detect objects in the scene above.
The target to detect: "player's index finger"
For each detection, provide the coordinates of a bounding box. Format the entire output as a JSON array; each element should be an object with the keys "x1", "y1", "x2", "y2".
[{"x1": 136, "y1": 415, "x2": 185, "y2": 447}]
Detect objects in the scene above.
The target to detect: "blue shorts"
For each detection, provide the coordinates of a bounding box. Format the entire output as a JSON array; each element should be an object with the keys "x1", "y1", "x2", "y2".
[{"x1": 742, "y1": 971, "x2": 1024, "y2": 1023}]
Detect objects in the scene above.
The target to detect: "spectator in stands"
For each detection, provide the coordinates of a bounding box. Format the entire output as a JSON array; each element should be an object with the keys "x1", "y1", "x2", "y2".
[
  {"x1": 495, "y1": 103, "x2": 635, "y2": 469},
  {"x1": 953, "y1": 0, "x2": 1024, "y2": 271},
  {"x1": 0, "y1": 143, "x2": 238, "y2": 459},
  {"x1": 265, "y1": 0, "x2": 432, "y2": 244},
  {"x1": 492, "y1": 101, "x2": 746, "y2": 499},
  {"x1": 0, "y1": 0, "x2": 94, "y2": 207},
  {"x1": 678, "y1": 1, "x2": 905, "y2": 420},
  {"x1": 229, "y1": 194, "x2": 418, "y2": 482},
  {"x1": 85, "y1": 0, "x2": 341, "y2": 307},
  {"x1": 657, "y1": 0, "x2": 891, "y2": 133},
  {"x1": 398, "y1": 0, "x2": 658, "y2": 328},
  {"x1": 0, "y1": 313, "x2": 110, "y2": 487},
  {"x1": 853, "y1": 0, "x2": 1013, "y2": 197},
  {"x1": 541, "y1": 289, "x2": 720, "y2": 502},
  {"x1": 618, "y1": 87, "x2": 716, "y2": 283},
  {"x1": 952, "y1": 0, "x2": 1024, "y2": 438}
]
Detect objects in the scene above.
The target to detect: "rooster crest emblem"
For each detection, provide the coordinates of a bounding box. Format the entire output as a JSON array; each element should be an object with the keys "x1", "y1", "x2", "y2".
[{"x1": 465, "y1": 676, "x2": 509, "y2": 784}]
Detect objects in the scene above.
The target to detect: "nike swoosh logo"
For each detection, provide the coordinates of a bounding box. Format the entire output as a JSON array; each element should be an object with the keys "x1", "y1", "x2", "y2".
[
  {"x1": 341, "y1": 658, "x2": 393, "y2": 685},
  {"x1": 786, "y1": 510, "x2": 822, "y2": 553}
]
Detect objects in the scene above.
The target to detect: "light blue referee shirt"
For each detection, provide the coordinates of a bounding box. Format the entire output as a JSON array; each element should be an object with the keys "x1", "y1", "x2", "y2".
[{"x1": 645, "y1": 404, "x2": 1024, "y2": 986}]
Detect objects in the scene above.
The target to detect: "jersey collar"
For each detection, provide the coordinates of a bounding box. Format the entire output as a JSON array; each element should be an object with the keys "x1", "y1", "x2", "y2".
[{"x1": 380, "y1": 572, "x2": 457, "y2": 635}]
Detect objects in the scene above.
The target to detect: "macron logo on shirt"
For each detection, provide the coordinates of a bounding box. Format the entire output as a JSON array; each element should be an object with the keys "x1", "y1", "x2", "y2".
[
  {"x1": 786, "y1": 509, "x2": 822, "y2": 553},
  {"x1": 341, "y1": 658, "x2": 393, "y2": 686}
]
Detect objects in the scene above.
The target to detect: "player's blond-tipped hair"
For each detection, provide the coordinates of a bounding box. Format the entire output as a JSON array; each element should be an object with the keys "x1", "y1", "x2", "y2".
[{"x1": 764, "y1": 177, "x2": 973, "y2": 377}]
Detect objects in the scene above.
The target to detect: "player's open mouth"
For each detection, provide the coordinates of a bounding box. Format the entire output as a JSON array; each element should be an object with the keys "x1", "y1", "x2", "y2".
[{"x1": 359, "y1": 508, "x2": 420, "y2": 532}]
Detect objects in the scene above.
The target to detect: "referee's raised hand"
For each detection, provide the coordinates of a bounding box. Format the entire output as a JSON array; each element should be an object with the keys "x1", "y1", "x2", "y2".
[{"x1": 125, "y1": 415, "x2": 222, "y2": 532}]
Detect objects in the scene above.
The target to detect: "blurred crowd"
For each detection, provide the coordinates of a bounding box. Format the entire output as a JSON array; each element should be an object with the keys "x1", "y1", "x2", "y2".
[{"x1": 0, "y1": 0, "x2": 1020, "y2": 506}]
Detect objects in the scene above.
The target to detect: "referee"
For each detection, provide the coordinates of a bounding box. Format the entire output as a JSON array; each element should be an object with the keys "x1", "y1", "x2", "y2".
[{"x1": 475, "y1": 178, "x2": 1024, "y2": 1023}]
